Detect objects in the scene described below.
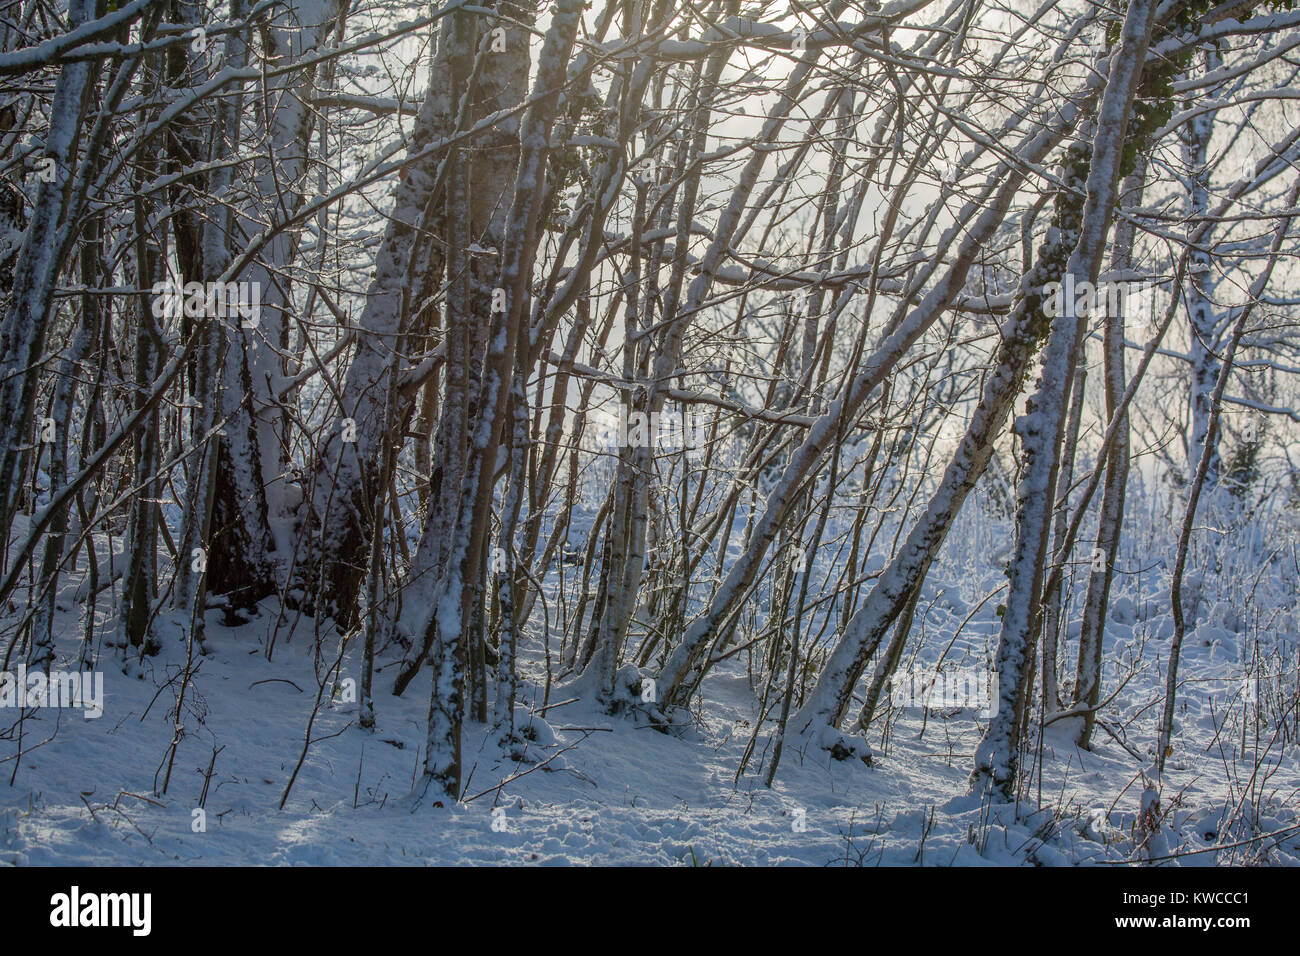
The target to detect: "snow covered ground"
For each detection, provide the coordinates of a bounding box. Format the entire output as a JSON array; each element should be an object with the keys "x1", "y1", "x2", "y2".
[{"x1": 3, "y1": 493, "x2": 1297, "y2": 866}]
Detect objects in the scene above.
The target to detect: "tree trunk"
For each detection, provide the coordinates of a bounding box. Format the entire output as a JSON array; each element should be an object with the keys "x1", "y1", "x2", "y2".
[
  {"x1": 973, "y1": 0, "x2": 1158, "y2": 801},
  {"x1": 1069, "y1": 157, "x2": 1145, "y2": 748}
]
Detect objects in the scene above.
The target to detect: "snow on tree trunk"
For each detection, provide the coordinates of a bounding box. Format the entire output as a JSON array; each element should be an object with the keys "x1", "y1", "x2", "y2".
[
  {"x1": 972, "y1": 0, "x2": 1159, "y2": 801},
  {"x1": 0, "y1": 0, "x2": 98, "y2": 557},
  {"x1": 301, "y1": 15, "x2": 460, "y2": 629},
  {"x1": 392, "y1": 2, "x2": 533, "y2": 691},
  {"x1": 1070, "y1": 157, "x2": 1145, "y2": 748},
  {"x1": 1181, "y1": 49, "x2": 1223, "y2": 490},
  {"x1": 174, "y1": 0, "x2": 250, "y2": 633},
  {"x1": 29, "y1": 289, "x2": 95, "y2": 670},
  {"x1": 207, "y1": 0, "x2": 348, "y2": 608},
  {"x1": 417, "y1": 0, "x2": 583, "y2": 802}
]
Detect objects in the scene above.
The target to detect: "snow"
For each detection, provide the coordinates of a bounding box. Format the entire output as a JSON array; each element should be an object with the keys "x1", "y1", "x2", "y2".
[{"x1": 4, "y1": 491, "x2": 1297, "y2": 866}]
